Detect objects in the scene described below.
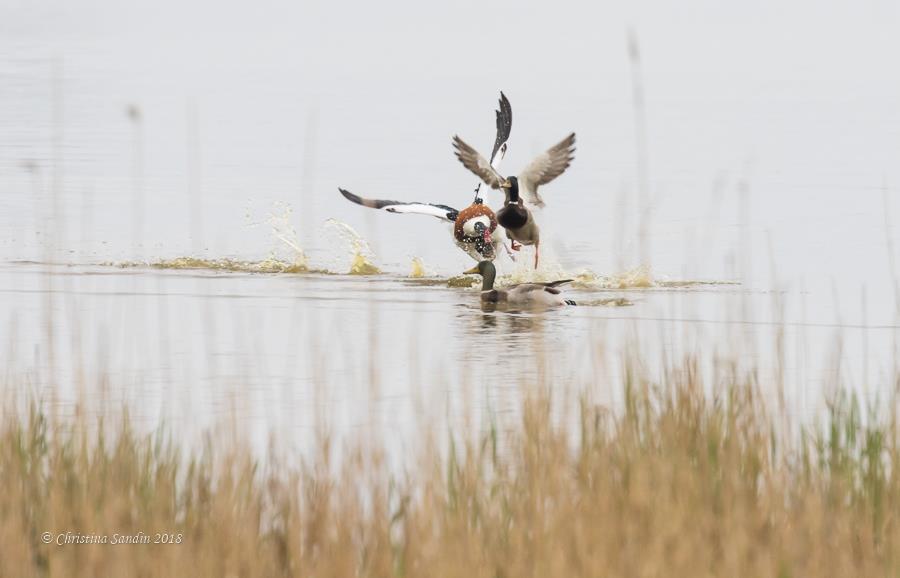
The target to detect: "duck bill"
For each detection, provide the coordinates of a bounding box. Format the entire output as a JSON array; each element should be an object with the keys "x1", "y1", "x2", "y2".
[{"x1": 463, "y1": 265, "x2": 480, "y2": 275}]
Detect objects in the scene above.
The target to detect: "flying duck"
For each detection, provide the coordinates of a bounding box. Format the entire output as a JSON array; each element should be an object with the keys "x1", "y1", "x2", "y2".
[
  {"x1": 338, "y1": 190, "x2": 502, "y2": 261},
  {"x1": 452, "y1": 132, "x2": 576, "y2": 268},
  {"x1": 463, "y1": 261, "x2": 576, "y2": 308},
  {"x1": 338, "y1": 92, "x2": 513, "y2": 263}
]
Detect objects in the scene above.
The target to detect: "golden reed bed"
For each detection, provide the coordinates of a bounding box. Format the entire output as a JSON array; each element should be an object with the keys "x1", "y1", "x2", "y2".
[{"x1": 1, "y1": 358, "x2": 897, "y2": 578}]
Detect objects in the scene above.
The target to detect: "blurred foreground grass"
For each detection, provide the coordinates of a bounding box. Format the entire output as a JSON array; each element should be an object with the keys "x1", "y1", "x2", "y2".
[{"x1": 1, "y1": 359, "x2": 898, "y2": 577}]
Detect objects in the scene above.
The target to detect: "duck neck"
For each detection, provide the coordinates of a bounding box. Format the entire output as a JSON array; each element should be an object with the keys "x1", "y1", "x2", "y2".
[
  {"x1": 481, "y1": 264, "x2": 496, "y2": 291},
  {"x1": 506, "y1": 176, "x2": 520, "y2": 203}
]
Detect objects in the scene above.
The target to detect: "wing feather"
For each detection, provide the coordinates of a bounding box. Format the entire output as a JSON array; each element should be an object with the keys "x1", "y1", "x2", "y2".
[
  {"x1": 489, "y1": 92, "x2": 512, "y2": 164},
  {"x1": 518, "y1": 133, "x2": 576, "y2": 207},
  {"x1": 473, "y1": 91, "x2": 513, "y2": 202},
  {"x1": 339, "y1": 188, "x2": 458, "y2": 222},
  {"x1": 453, "y1": 135, "x2": 506, "y2": 189},
  {"x1": 510, "y1": 279, "x2": 573, "y2": 293}
]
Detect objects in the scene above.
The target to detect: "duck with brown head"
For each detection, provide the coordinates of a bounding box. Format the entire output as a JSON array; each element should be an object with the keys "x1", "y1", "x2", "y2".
[{"x1": 338, "y1": 92, "x2": 514, "y2": 263}]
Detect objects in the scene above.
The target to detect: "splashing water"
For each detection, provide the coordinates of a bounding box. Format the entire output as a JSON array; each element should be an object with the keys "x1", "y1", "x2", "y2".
[
  {"x1": 247, "y1": 201, "x2": 309, "y2": 271},
  {"x1": 477, "y1": 260, "x2": 735, "y2": 292},
  {"x1": 410, "y1": 257, "x2": 428, "y2": 278},
  {"x1": 112, "y1": 257, "x2": 310, "y2": 273},
  {"x1": 108, "y1": 202, "x2": 313, "y2": 274},
  {"x1": 571, "y1": 266, "x2": 739, "y2": 290},
  {"x1": 447, "y1": 275, "x2": 479, "y2": 288},
  {"x1": 498, "y1": 260, "x2": 579, "y2": 286},
  {"x1": 350, "y1": 254, "x2": 381, "y2": 275},
  {"x1": 595, "y1": 265, "x2": 655, "y2": 289},
  {"x1": 323, "y1": 219, "x2": 381, "y2": 275}
]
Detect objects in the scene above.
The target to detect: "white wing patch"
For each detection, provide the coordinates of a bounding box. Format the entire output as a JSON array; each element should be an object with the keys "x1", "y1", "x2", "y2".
[
  {"x1": 339, "y1": 188, "x2": 458, "y2": 222},
  {"x1": 385, "y1": 203, "x2": 456, "y2": 221}
]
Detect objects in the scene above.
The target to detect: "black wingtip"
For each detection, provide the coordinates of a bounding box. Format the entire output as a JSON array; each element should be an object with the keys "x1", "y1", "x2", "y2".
[
  {"x1": 565, "y1": 300, "x2": 577, "y2": 306},
  {"x1": 491, "y1": 92, "x2": 513, "y2": 163},
  {"x1": 499, "y1": 91, "x2": 511, "y2": 115},
  {"x1": 338, "y1": 187, "x2": 362, "y2": 204},
  {"x1": 496, "y1": 93, "x2": 512, "y2": 134}
]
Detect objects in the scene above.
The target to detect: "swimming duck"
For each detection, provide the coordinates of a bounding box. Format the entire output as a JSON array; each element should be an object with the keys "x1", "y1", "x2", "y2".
[
  {"x1": 452, "y1": 132, "x2": 576, "y2": 268},
  {"x1": 338, "y1": 92, "x2": 513, "y2": 263},
  {"x1": 463, "y1": 260, "x2": 576, "y2": 308}
]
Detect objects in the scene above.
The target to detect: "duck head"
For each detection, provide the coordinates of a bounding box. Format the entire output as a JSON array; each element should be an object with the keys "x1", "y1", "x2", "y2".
[
  {"x1": 473, "y1": 222, "x2": 495, "y2": 259},
  {"x1": 463, "y1": 260, "x2": 497, "y2": 291},
  {"x1": 455, "y1": 202, "x2": 498, "y2": 258},
  {"x1": 500, "y1": 176, "x2": 520, "y2": 203}
]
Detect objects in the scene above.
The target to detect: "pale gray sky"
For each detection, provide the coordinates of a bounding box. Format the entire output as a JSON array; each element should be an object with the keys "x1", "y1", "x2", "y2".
[{"x1": 2, "y1": 0, "x2": 900, "y2": 287}]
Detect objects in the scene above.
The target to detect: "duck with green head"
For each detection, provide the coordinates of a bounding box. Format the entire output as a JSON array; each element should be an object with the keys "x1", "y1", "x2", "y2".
[
  {"x1": 452, "y1": 131, "x2": 575, "y2": 269},
  {"x1": 463, "y1": 261, "x2": 576, "y2": 308}
]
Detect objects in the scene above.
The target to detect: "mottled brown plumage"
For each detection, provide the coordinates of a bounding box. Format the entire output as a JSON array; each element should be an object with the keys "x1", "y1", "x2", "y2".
[{"x1": 454, "y1": 202, "x2": 497, "y2": 242}]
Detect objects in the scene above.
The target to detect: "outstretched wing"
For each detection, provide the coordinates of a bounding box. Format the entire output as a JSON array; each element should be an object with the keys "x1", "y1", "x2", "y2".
[
  {"x1": 473, "y1": 92, "x2": 513, "y2": 202},
  {"x1": 453, "y1": 135, "x2": 506, "y2": 190},
  {"x1": 339, "y1": 188, "x2": 458, "y2": 222},
  {"x1": 518, "y1": 132, "x2": 576, "y2": 207}
]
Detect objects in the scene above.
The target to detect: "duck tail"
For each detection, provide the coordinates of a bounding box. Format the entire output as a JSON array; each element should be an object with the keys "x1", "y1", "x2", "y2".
[{"x1": 564, "y1": 299, "x2": 577, "y2": 306}]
